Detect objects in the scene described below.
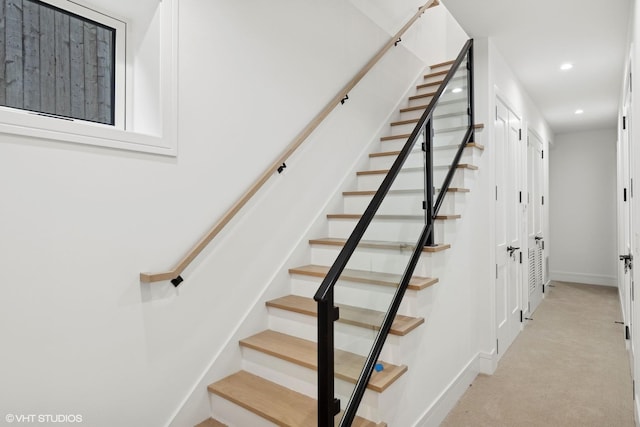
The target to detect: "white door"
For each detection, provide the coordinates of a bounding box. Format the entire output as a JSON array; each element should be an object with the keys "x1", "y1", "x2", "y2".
[
  {"x1": 619, "y1": 75, "x2": 633, "y2": 353},
  {"x1": 495, "y1": 98, "x2": 523, "y2": 358},
  {"x1": 527, "y1": 131, "x2": 544, "y2": 314}
]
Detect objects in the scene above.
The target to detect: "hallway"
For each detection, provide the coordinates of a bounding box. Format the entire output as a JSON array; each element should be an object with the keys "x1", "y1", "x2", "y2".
[{"x1": 442, "y1": 281, "x2": 634, "y2": 427}]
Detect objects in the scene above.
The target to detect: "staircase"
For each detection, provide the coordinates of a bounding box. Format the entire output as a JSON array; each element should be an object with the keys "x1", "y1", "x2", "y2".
[{"x1": 198, "y1": 55, "x2": 483, "y2": 426}]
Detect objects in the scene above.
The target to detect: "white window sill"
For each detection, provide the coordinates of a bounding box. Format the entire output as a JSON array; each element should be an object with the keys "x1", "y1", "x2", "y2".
[{"x1": 0, "y1": 110, "x2": 176, "y2": 156}]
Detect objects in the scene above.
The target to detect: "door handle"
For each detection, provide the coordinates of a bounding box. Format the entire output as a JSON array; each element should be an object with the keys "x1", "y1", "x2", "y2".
[
  {"x1": 507, "y1": 246, "x2": 520, "y2": 257},
  {"x1": 620, "y1": 254, "x2": 633, "y2": 272},
  {"x1": 534, "y1": 236, "x2": 543, "y2": 241}
]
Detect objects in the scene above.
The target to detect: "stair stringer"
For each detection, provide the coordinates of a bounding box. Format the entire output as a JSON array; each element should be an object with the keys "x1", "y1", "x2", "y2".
[
  {"x1": 205, "y1": 99, "x2": 490, "y2": 425},
  {"x1": 249, "y1": 129, "x2": 489, "y2": 426},
  {"x1": 166, "y1": 59, "x2": 435, "y2": 427},
  {"x1": 375, "y1": 130, "x2": 490, "y2": 427}
]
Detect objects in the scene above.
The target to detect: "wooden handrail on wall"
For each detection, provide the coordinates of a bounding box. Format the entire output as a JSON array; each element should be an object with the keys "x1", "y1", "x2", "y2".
[{"x1": 140, "y1": 0, "x2": 439, "y2": 284}]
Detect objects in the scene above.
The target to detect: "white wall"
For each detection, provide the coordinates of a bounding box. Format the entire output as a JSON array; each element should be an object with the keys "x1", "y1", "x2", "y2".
[
  {"x1": 548, "y1": 129, "x2": 618, "y2": 286},
  {"x1": 0, "y1": 1, "x2": 464, "y2": 426}
]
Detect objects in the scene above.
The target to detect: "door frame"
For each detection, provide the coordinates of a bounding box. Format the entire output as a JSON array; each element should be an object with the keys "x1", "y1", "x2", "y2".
[
  {"x1": 526, "y1": 128, "x2": 545, "y2": 315},
  {"x1": 494, "y1": 93, "x2": 525, "y2": 360}
]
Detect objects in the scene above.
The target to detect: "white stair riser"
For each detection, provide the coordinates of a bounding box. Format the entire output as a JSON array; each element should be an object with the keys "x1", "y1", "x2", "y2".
[
  {"x1": 388, "y1": 122, "x2": 422, "y2": 135},
  {"x1": 429, "y1": 64, "x2": 452, "y2": 72},
  {"x1": 357, "y1": 169, "x2": 423, "y2": 191},
  {"x1": 267, "y1": 307, "x2": 407, "y2": 364},
  {"x1": 241, "y1": 349, "x2": 384, "y2": 424},
  {"x1": 327, "y1": 217, "x2": 459, "y2": 243},
  {"x1": 422, "y1": 74, "x2": 448, "y2": 85},
  {"x1": 433, "y1": 100, "x2": 470, "y2": 116},
  {"x1": 357, "y1": 168, "x2": 473, "y2": 191},
  {"x1": 433, "y1": 146, "x2": 482, "y2": 165},
  {"x1": 209, "y1": 395, "x2": 275, "y2": 427},
  {"x1": 435, "y1": 192, "x2": 465, "y2": 215},
  {"x1": 381, "y1": 134, "x2": 474, "y2": 151},
  {"x1": 435, "y1": 167, "x2": 475, "y2": 187},
  {"x1": 399, "y1": 107, "x2": 426, "y2": 121},
  {"x1": 386, "y1": 113, "x2": 469, "y2": 137},
  {"x1": 408, "y1": 95, "x2": 434, "y2": 108},
  {"x1": 439, "y1": 71, "x2": 468, "y2": 85},
  {"x1": 369, "y1": 149, "x2": 422, "y2": 170},
  {"x1": 242, "y1": 350, "x2": 316, "y2": 399},
  {"x1": 407, "y1": 88, "x2": 467, "y2": 109},
  {"x1": 310, "y1": 244, "x2": 447, "y2": 278},
  {"x1": 415, "y1": 84, "x2": 441, "y2": 97},
  {"x1": 344, "y1": 193, "x2": 424, "y2": 216},
  {"x1": 439, "y1": 84, "x2": 469, "y2": 100},
  {"x1": 342, "y1": 191, "x2": 461, "y2": 216},
  {"x1": 369, "y1": 147, "x2": 479, "y2": 170},
  {"x1": 399, "y1": 101, "x2": 467, "y2": 122},
  {"x1": 328, "y1": 217, "x2": 422, "y2": 241},
  {"x1": 427, "y1": 69, "x2": 466, "y2": 80},
  {"x1": 378, "y1": 137, "x2": 424, "y2": 153},
  {"x1": 433, "y1": 218, "x2": 459, "y2": 242},
  {"x1": 433, "y1": 131, "x2": 470, "y2": 148},
  {"x1": 433, "y1": 115, "x2": 469, "y2": 131},
  {"x1": 290, "y1": 276, "x2": 418, "y2": 317}
]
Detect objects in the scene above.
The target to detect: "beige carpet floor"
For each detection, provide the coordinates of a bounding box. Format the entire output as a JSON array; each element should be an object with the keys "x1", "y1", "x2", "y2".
[{"x1": 441, "y1": 281, "x2": 634, "y2": 427}]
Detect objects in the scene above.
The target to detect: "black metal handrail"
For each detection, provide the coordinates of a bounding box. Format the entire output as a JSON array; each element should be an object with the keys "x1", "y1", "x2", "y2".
[{"x1": 314, "y1": 39, "x2": 474, "y2": 426}]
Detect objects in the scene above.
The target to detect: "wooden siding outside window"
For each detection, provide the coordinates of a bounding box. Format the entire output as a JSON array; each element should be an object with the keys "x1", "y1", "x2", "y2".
[{"x1": 1, "y1": 0, "x2": 115, "y2": 125}]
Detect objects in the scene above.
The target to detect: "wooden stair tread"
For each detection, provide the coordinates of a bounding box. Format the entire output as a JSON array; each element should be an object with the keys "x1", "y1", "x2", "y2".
[
  {"x1": 343, "y1": 188, "x2": 469, "y2": 196},
  {"x1": 309, "y1": 237, "x2": 450, "y2": 253},
  {"x1": 439, "y1": 186, "x2": 470, "y2": 192},
  {"x1": 423, "y1": 69, "x2": 449, "y2": 79},
  {"x1": 434, "y1": 163, "x2": 478, "y2": 170},
  {"x1": 416, "y1": 80, "x2": 444, "y2": 90},
  {"x1": 208, "y1": 371, "x2": 383, "y2": 427},
  {"x1": 399, "y1": 104, "x2": 429, "y2": 113},
  {"x1": 266, "y1": 294, "x2": 425, "y2": 336},
  {"x1": 390, "y1": 118, "x2": 421, "y2": 127},
  {"x1": 409, "y1": 91, "x2": 437, "y2": 101},
  {"x1": 430, "y1": 59, "x2": 455, "y2": 69},
  {"x1": 381, "y1": 133, "x2": 412, "y2": 142},
  {"x1": 195, "y1": 418, "x2": 227, "y2": 427},
  {"x1": 326, "y1": 213, "x2": 460, "y2": 220},
  {"x1": 289, "y1": 264, "x2": 438, "y2": 291},
  {"x1": 356, "y1": 167, "x2": 419, "y2": 176},
  {"x1": 240, "y1": 330, "x2": 407, "y2": 392},
  {"x1": 434, "y1": 142, "x2": 484, "y2": 151}
]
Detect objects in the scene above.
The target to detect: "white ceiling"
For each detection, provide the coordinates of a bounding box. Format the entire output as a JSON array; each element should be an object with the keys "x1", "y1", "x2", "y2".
[{"x1": 441, "y1": 0, "x2": 632, "y2": 134}]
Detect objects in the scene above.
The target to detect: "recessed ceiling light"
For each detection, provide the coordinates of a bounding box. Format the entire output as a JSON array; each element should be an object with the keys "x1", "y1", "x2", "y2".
[
  {"x1": 452, "y1": 87, "x2": 462, "y2": 94},
  {"x1": 575, "y1": 109, "x2": 584, "y2": 115},
  {"x1": 561, "y1": 63, "x2": 573, "y2": 71}
]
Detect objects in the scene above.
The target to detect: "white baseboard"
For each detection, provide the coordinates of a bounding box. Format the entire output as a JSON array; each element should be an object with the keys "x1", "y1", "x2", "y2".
[
  {"x1": 549, "y1": 271, "x2": 617, "y2": 287},
  {"x1": 477, "y1": 351, "x2": 496, "y2": 375},
  {"x1": 412, "y1": 354, "x2": 480, "y2": 427}
]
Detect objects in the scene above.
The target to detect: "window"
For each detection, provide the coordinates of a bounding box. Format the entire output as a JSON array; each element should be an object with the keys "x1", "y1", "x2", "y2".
[
  {"x1": 1, "y1": 0, "x2": 125, "y2": 126},
  {"x1": 0, "y1": 0, "x2": 178, "y2": 156}
]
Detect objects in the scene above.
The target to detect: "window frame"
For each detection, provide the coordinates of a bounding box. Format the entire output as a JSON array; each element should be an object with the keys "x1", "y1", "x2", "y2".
[{"x1": 0, "y1": 0, "x2": 178, "y2": 156}]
